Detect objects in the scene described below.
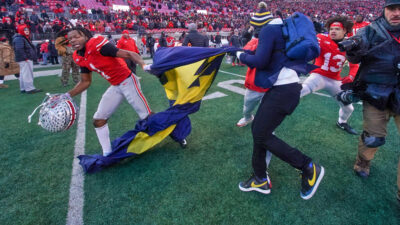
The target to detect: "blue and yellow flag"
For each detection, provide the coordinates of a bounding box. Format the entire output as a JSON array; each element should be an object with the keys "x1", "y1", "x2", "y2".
[{"x1": 78, "y1": 47, "x2": 238, "y2": 173}]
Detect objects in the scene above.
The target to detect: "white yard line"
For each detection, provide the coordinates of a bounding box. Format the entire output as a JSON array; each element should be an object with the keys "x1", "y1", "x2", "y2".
[
  {"x1": 66, "y1": 91, "x2": 87, "y2": 225},
  {"x1": 4, "y1": 69, "x2": 61, "y2": 81},
  {"x1": 219, "y1": 70, "x2": 246, "y2": 78}
]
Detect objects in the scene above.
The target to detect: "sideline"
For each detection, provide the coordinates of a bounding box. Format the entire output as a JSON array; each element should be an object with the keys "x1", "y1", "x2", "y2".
[{"x1": 66, "y1": 91, "x2": 87, "y2": 225}]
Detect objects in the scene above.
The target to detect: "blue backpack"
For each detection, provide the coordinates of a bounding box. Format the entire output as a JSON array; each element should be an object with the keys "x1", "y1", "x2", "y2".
[{"x1": 282, "y1": 12, "x2": 320, "y2": 61}]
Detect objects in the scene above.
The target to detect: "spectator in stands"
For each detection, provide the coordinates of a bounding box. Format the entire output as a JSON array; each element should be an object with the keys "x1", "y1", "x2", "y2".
[
  {"x1": 182, "y1": 23, "x2": 209, "y2": 47},
  {"x1": 117, "y1": 30, "x2": 140, "y2": 74},
  {"x1": 12, "y1": 26, "x2": 41, "y2": 93},
  {"x1": 0, "y1": 36, "x2": 19, "y2": 88},
  {"x1": 40, "y1": 9, "x2": 49, "y2": 21}
]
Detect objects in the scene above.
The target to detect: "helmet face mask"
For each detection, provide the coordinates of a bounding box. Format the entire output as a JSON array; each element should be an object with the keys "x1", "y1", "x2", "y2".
[{"x1": 37, "y1": 94, "x2": 79, "y2": 132}]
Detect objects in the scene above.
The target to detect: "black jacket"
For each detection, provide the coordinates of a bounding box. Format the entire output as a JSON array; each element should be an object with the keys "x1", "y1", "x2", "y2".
[
  {"x1": 347, "y1": 17, "x2": 400, "y2": 86},
  {"x1": 182, "y1": 30, "x2": 209, "y2": 47},
  {"x1": 12, "y1": 34, "x2": 37, "y2": 62}
]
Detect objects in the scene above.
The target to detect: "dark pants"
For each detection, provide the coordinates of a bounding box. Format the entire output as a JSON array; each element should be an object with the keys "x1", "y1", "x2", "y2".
[
  {"x1": 50, "y1": 56, "x2": 59, "y2": 64},
  {"x1": 124, "y1": 59, "x2": 136, "y2": 74},
  {"x1": 252, "y1": 83, "x2": 312, "y2": 179},
  {"x1": 148, "y1": 46, "x2": 155, "y2": 58}
]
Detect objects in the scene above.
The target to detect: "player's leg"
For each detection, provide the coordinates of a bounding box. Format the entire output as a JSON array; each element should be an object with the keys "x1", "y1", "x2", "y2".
[
  {"x1": 237, "y1": 89, "x2": 264, "y2": 127},
  {"x1": 300, "y1": 73, "x2": 326, "y2": 98},
  {"x1": 120, "y1": 74, "x2": 151, "y2": 120},
  {"x1": 325, "y1": 78, "x2": 357, "y2": 134},
  {"x1": 93, "y1": 86, "x2": 124, "y2": 156}
]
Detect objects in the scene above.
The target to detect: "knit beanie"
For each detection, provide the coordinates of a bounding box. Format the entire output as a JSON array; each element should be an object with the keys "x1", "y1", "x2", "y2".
[{"x1": 250, "y1": 2, "x2": 273, "y2": 28}]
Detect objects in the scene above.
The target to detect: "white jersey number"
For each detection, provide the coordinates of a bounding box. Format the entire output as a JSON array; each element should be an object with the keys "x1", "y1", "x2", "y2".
[{"x1": 320, "y1": 53, "x2": 346, "y2": 73}]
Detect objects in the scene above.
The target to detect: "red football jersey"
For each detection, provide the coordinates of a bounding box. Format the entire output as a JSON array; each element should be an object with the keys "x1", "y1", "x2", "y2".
[
  {"x1": 312, "y1": 34, "x2": 347, "y2": 80},
  {"x1": 349, "y1": 21, "x2": 370, "y2": 37},
  {"x1": 73, "y1": 36, "x2": 132, "y2": 85}
]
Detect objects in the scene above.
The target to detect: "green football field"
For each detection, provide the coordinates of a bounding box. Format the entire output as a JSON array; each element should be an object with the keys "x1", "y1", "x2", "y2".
[{"x1": 1, "y1": 62, "x2": 399, "y2": 225}]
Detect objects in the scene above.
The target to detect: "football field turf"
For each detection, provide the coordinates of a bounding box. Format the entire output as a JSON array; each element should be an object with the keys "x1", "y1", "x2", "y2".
[{"x1": 1, "y1": 63, "x2": 399, "y2": 224}]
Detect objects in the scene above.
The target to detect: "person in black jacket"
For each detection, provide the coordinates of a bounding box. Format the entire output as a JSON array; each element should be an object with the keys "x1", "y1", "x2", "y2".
[
  {"x1": 159, "y1": 31, "x2": 168, "y2": 47},
  {"x1": 146, "y1": 34, "x2": 155, "y2": 58},
  {"x1": 341, "y1": 0, "x2": 400, "y2": 201},
  {"x1": 229, "y1": 29, "x2": 242, "y2": 66},
  {"x1": 47, "y1": 39, "x2": 59, "y2": 64},
  {"x1": 215, "y1": 32, "x2": 222, "y2": 47},
  {"x1": 12, "y1": 26, "x2": 41, "y2": 93},
  {"x1": 182, "y1": 23, "x2": 209, "y2": 47}
]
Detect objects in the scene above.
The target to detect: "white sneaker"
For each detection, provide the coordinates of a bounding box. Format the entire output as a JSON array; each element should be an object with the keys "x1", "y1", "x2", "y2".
[{"x1": 236, "y1": 115, "x2": 254, "y2": 127}]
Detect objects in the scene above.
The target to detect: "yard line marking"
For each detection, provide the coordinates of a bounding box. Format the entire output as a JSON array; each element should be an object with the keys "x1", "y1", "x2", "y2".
[
  {"x1": 66, "y1": 91, "x2": 87, "y2": 225},
  {"x1": 203, "y1": 91, "x2": 228, "y2": 100},
  {"x1": 219, "y1": 70, "x2": 246, "y2": 78}
]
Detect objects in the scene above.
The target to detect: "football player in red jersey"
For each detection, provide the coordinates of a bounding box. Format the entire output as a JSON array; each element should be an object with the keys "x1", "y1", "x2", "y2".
[
  {"x1": 301, "y1": 16, "x2": 358, "y2": 135},
  {"x1": 66, "y1": 27, "x2": 152, "y2": 156}
]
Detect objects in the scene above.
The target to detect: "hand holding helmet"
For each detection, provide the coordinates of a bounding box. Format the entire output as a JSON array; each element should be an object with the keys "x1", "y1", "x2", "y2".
[{"x1": 28, "y1": 93, "x2": 79, "y2": 132}]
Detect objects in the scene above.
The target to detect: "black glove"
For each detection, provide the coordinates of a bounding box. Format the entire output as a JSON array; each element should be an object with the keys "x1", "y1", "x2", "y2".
[{"x1": 5, "y1": 63, "x2": 9, "y2": 68}]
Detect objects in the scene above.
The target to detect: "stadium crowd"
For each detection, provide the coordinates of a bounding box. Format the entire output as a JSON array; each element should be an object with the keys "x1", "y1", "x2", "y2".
[{"x1": 0, "y1": 0, "x2": 383, "y2": 39}]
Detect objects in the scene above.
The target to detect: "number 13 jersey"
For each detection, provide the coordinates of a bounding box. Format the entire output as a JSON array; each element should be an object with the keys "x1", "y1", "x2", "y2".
[{"x1": 312, "y1": 34, "x2": 346, "y2": 81}]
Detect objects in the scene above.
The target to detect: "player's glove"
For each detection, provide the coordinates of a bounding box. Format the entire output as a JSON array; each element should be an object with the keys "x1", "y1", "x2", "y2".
[{"x1": 143, "y1": 64, "x2": 152, "y2": 72}]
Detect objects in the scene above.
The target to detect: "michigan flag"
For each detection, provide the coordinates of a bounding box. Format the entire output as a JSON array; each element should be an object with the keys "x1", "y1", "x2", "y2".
[{"x1": 78, "y1": 46, "x2": 239, "y2": 173}]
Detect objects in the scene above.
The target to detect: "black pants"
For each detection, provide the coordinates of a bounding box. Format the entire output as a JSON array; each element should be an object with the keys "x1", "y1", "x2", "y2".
[
  {"x1": 252, "y1": 83, "x2": 312, "y2": 179},
  {"x1": 50, "y1": 56, "x2": 59, "y2": 64},
  {"x1": 124, "y1": 59, "x2": 137, "y2": 74}
]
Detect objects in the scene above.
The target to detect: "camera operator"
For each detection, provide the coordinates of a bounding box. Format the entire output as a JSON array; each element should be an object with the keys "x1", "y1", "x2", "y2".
[{"x1": 340, "y1": 0, "x2": 400, "y2": 202}]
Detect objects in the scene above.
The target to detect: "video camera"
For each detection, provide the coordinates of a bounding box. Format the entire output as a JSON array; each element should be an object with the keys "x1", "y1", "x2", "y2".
[{"x1": 338, "y1": 36, "x2": 362, "y2": 52}]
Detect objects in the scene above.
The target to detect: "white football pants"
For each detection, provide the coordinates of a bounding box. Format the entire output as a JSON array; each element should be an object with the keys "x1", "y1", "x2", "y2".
[
  {"x1": 93, "y1": 73, "x2": 151, "y2": 121},
  {"x1": 300, "y1": 73, "x2": 354, "y2": 123}
]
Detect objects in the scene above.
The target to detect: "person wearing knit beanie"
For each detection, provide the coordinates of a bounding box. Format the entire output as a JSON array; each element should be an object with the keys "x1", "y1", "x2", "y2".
[{"x1": 250, "y1": 2, "x2": 273, "y2": 38}]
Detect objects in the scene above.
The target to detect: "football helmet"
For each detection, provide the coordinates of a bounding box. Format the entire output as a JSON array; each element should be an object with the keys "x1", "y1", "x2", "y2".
[{"x1": 28, "y1": 93, "x2": 79, "y2": 132}]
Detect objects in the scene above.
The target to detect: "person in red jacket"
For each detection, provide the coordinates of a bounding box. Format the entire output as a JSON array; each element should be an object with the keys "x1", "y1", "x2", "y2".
[
  {"x1": 40, "y1": 40, "x2": 49, "y2": 65},
  {"x1": 301, "y1": 16, "x2": 357, "y2": 135},
  {"x1": 117, "y1": 30, "x2": 140, "y2": 74},
  {"x1": 65, "y1": 27, "x2": 152, "y2": 156},
  {"x1": 236, "y1": 35, "x2": 269, "y2": 127}
]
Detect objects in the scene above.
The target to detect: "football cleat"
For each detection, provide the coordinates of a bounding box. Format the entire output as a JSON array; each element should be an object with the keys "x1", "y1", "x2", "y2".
[
  {"x1": 337, "y1": 122, "x2": 358, "y2": 135},
  {"x1": 300, "y1": 162, "x2": 324, "y2": 200},
  {"x1": 239, "y1": 173, "x2": 272, "y2": 194},
  {"x1": 236, "y1": 115, "x2": 254, "y2": 127},
  {"x1": 179, "y1": 138, "x2": 187, "y2": 149}
]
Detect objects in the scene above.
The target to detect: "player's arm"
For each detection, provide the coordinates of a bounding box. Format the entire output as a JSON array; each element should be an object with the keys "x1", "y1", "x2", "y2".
[
  {"x1": 100, "y1": 42, "x2": 146, "y2": 69},
  {"x1": 67, "y1": 71, "x2": 92, "y2": 97}
]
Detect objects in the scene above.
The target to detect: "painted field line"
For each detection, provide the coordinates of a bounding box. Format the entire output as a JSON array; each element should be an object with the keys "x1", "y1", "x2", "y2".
[
  {"x1": 66, "y1": 91, "x2": 87, "y2": 225},
  {"x1": 219, "y1": 70, "x2": 246, "y2": 78}
]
